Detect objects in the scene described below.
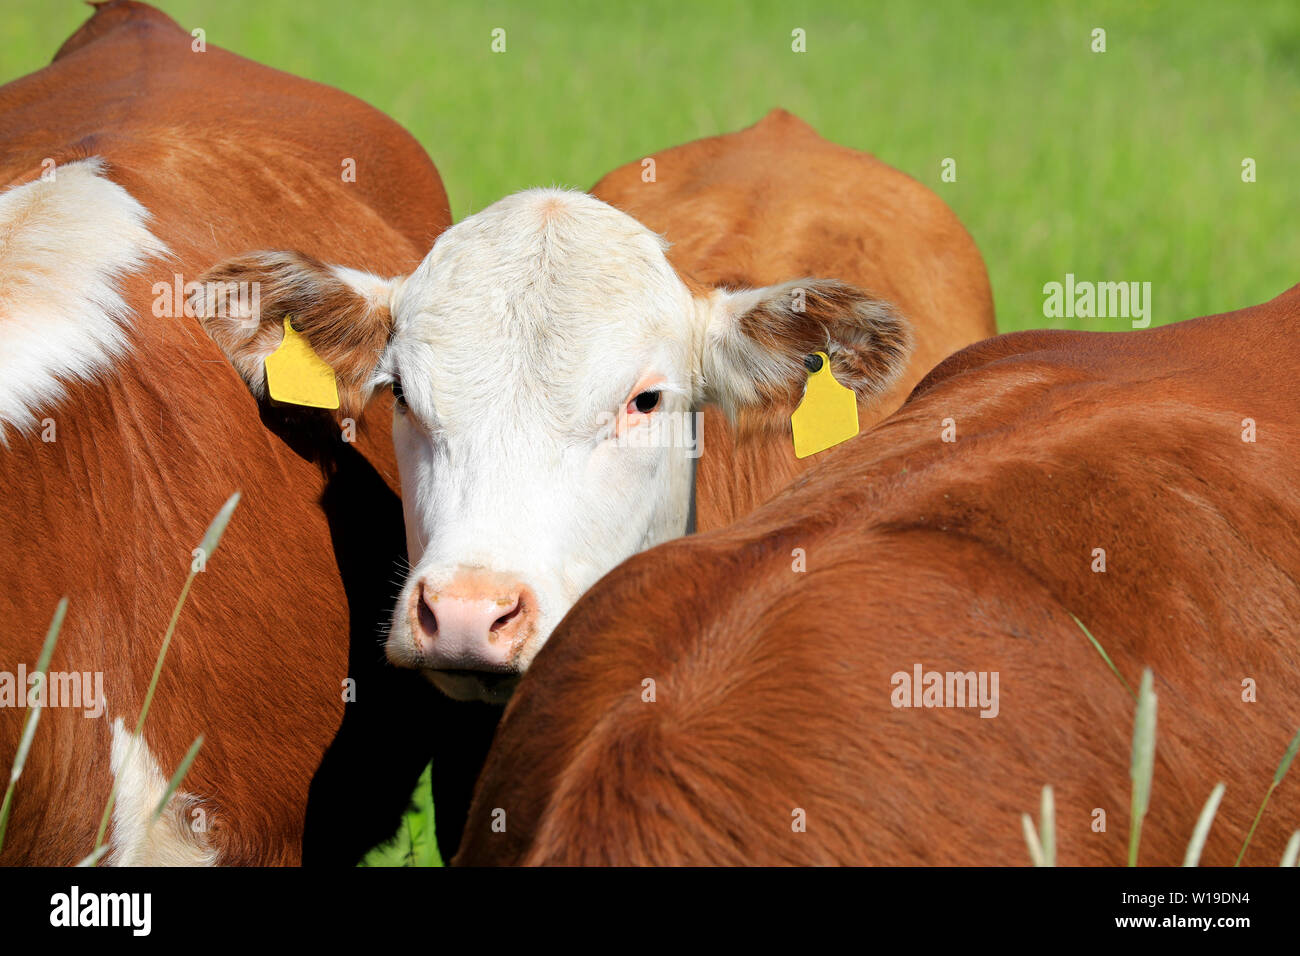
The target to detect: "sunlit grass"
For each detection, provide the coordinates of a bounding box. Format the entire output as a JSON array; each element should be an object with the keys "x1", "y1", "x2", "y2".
[
  {"x1": 86, "y1": 492, "x2": 238, "y2": 863},
  {"x1": 1026, "y1": 627, "x2": 1300, "y2": 867},
  {"x1": 0, "y1": 494, "x2": 239, "y2": 865},
  {"x1": 358, "y1": 762, "x2": 443, "y2": 868},
  {"x1": 0, "y1": 598, "x2": 67, "y2": 854},
  {"x1": 4, "y1": 1, "x2": 1297, "y2": 334}
]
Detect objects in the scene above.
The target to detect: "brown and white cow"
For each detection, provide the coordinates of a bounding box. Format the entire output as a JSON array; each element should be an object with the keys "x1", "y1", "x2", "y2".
[
  {"x1": 0, "y1": 1, "x2": 466, "y2": 865},
  {"x1": 592, "y1": 109, "x2": 997, "y2": 529},
  {"x1": 454, "y1": 286, "x2": 1300, "y2": 865},
  {"x1": 197, "y1": 110, "x2": 995, "y2": 705}
]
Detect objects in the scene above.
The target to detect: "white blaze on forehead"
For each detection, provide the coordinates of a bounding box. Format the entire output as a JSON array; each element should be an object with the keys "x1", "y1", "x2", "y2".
[
  {"x1": 0, "y1": 158, "x2": 168, "y2": 441},
  {"x1": 385, "y1": 187, "x2": 697, "y2": 431},
  {"x1": 107, "y1": 718, "x2": 217, "y2": 866},
  {"x1": 382, "y1": 189, "x2": 703, "y2": 687}
]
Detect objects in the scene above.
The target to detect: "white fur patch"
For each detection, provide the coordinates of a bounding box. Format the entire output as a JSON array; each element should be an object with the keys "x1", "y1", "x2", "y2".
[
  {"x1": 0, "y1": 158, "x2": 168, "y2": 441},
  {"x1": 700, "y1": 286, "x2": 781, "y2": 413},
  {"x1": 377, "y1": 189, "x2": 702, "y2": 690},
  {"x1": 107, "y1": 718, "x2": 217, "y2": 866}
]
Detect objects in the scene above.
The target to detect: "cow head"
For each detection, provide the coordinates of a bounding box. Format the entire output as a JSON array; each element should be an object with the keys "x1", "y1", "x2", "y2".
[{"x1": 195, "y1": 189, "x2": 910, "y2": 702}]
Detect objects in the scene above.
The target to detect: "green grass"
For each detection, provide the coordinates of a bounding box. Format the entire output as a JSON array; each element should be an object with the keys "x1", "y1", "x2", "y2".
[
  {"x1": 1023, "y1": 665, "x2": 1300, "y2": 866},
  {"x1": 4, "y1": 0, "x2": 1298, "y2": 333},
  {"x1": 4, "y1": 0, "x2": 1297, "y2": 865},
  {"x1": 0, "y1": 598, "x2": 66, "y2": 854},
  {"x1": 1, "y1": 494, "x2": 238, "y2": 866},
  {"x1": 357, "y1": 762, "x2": 443, "y2": 868},
  {"x1": 88, "y1": 492, "x2": 237, "y2": 864},
  {"x1": 1048, "y1": 621, "x2": 1300, "y2": 866}
]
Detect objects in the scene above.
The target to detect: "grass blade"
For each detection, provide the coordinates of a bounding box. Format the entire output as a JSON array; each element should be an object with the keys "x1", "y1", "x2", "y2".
[
  {"x1": 0, "y1": 597, "x2": 68, "y2": 854},
  {"x1": 153, "y1": 735, "x2": 203, "y2": 822},
  {"x1": 198, "y1": 492, "x2": 241, "y2": 559},
  {"x1": 1182, "y1": 782, "x2": 1226, "y2": 866},
  {"x1": 89, "y1": 493, "x2": 239, "y2": 861},
  {"x1": 359, "y1": 762, "x2": 442, "y2": 867},
  {"x1": 1039, "y1": 785, "x2": 1056, "y2": 867},
  {"x1": 1235, "y1": 725, "x2": 1300, "y2": 866},
  {"x1": 359, "y1": 816, "x2": 413, "y2": 867},
  {"x1": 1021, "y1": 812, "x2": 1044, "y2": 866},
  {"x1": 1072, "y1": 614, "x2": 1135, "y2": 700},
  {"x1": 1128, "y1": 668, "x2": 1157, "y2": 866},
  {"x1": 75, "y1": 846, "x2": 110, "y2": 868},
  {"x1": 1281, "y1": 831, "x2": 1300, "y2": 868},
  {"x1": 408, "y1": 762, "x2": 441, "y2": 867}
]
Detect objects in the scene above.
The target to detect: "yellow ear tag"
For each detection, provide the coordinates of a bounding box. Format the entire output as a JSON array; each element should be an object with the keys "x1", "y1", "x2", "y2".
[
  {"x1": 791, "y1": 351, "x2": 859, "y2": 459},
  {"x1": 264, "y1": 316, "x2": 339, "y2": 410}
]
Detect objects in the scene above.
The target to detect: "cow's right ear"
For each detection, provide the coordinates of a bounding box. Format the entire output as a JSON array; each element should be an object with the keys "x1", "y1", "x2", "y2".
[{"x1": 190, "y1": 250, "x2": 399, "y2": 414}]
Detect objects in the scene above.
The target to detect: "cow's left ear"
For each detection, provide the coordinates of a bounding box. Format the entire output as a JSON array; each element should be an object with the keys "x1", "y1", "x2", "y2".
[
  {"x1": 696, "y1": 279, "x2": 913, "y2": 423},
  {"x1": 190, "y1": 250, "x2": 400, "y2": 415}
]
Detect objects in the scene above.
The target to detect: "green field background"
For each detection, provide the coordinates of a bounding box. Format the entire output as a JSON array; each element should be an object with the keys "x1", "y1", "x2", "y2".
[
  {"x1": 3, "y1": 0, "x2": 1298, "y2": 333},
  {"x1": 3, "y1": 0, "x2": 1296, "y2": 865}
]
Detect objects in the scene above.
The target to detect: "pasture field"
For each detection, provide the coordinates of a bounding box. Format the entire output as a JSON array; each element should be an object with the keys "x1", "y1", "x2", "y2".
[
  {"x1": 2, "y1": 0, "x2": 1296, "y2": 867},
  {"x1": 3, "y1": 0, "x2": 1298, "y2": 334}
]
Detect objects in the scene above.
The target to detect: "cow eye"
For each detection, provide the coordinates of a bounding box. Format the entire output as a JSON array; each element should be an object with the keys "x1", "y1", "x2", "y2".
[
  {"x1": 630, "y1": 390, "x2": 661, "y2": 415},
  {"x1": 392, "y1": 376, "x2": 407, "y2": 410}
]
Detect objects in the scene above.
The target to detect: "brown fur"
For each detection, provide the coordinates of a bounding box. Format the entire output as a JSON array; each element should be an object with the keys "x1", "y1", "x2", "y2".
[
  {"x1": 0, "y1": 1, "x2": 449, "y2": 865},
  {"x1": 592, "y1": 109, "x2": 997, "y2": 531},
  {"x1": 723, "y1": 278, "x2": 914, "y2": 416},
  {"x1": 456, "y1": 285, "x2": 1300, "y2": 866},
  {"x1": 192, "y1": 250, "x2": 395, "y2": 416}
]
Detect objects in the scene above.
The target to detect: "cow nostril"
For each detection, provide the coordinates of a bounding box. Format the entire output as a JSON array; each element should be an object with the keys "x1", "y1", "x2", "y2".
[
  {"x1": 418, "y1": 590, "x2": 438, "y2": 636},
  {"x1": 491, "y1": 597, "x2": 522, "y2": 633}
]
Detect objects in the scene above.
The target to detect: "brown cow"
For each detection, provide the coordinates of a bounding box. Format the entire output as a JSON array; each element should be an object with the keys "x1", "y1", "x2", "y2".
[
  {"x1": 0, "y1": 1, "x2": 490, "y2": 866},
  {"x1": 455, "y1": 286, "x2": 1300, "y2": 865},
  {"x1": 195, "y1": 110, "x2": 995, "y2": 706},
  {"x1": 592, "y1": 108, "x2": 996, "y2": 530}
]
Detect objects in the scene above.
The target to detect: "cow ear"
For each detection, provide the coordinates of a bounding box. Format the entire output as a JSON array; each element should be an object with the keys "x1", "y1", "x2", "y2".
[
  {"x1": 189, "y1": 251, "x2": 399, "y2": 415},
  {"x1": 697, "y1": 279, "x2": 913, "y2": 426}
]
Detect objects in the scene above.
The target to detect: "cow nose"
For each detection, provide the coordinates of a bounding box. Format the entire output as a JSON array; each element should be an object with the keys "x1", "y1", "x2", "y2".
[{"x1": 411, "y1": 574, "x2": 533, "y2": 672}]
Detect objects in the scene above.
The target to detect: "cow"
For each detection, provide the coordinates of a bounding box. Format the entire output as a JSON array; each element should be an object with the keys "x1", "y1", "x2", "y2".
[
  {"x1": 454, "y1": 285, "x2": 1300, "y2": 865},
  {"x1": 195, "y1": 109, "x2": 995, "y2": 707},
  {"x1": 0, "y1": 0, "x2": 481, "y2": 866},
  {"x1": 591, "y1": 109, "x2": 996, "y2": 530}
]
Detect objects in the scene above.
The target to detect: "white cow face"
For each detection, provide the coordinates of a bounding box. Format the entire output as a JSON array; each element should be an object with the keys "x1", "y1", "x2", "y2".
[{"x1": 197, "y1": 189, "x2": 911, "y2": 703}]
